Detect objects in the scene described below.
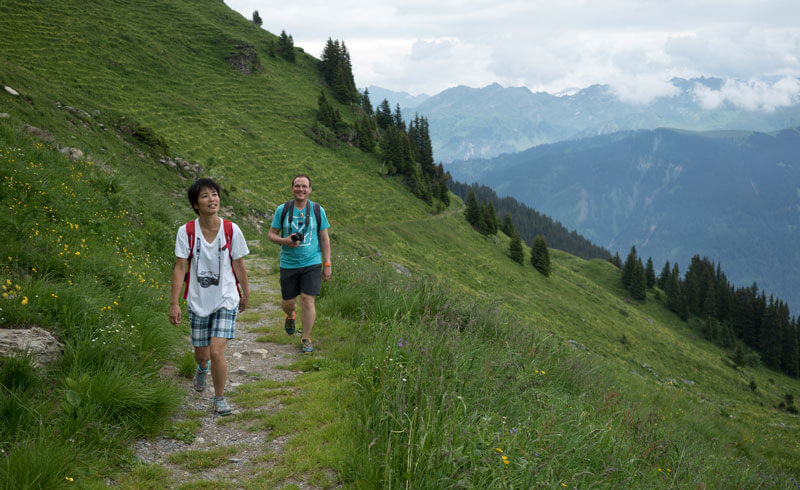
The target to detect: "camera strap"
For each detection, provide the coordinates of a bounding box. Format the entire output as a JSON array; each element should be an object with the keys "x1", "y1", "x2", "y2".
[{"x1": 183, "y1": 219, "x2": 240, "y2": 299}]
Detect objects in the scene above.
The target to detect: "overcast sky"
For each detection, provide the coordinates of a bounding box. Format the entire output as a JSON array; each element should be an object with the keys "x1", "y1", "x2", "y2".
[{"x1": 225, "y1": 0, "x2": 800, "y2": 107}]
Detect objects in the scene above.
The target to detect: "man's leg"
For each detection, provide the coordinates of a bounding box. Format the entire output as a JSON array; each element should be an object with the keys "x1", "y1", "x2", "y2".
[
  {"x1": 281, "y1": 297, "x2": 297, "y2": 318},
  {"x1": 209, "y1": 337, "x2": 228, "y2": 397},
  {"x1": 300, "y1": 293, "x2": 316, "y2": 340}
]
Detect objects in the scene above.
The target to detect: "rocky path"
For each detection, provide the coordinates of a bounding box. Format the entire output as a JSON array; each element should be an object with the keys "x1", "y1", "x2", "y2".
[{"x1": 131, "y1": 254, "x2": 318, "y2": 489}]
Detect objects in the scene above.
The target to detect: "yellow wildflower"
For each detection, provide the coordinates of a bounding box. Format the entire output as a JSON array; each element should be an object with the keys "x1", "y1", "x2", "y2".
[
  {"x1": 21, "y1": 296, "x2": 28, "y2": 305},
  {"x1": 494, "y1": 448, "x2": 503, "y2": 453}
]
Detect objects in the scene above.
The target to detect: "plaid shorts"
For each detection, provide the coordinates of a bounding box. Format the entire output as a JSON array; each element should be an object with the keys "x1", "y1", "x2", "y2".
[{"x1": 188, "y1": 307, "x2": 237, "y2": 347}]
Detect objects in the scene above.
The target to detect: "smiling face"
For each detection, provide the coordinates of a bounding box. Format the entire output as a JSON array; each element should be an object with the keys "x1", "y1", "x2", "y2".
[
  {"x1": 193, "y1": 186, "x2": 220, "y2": 216},
  {"x1": 291, "y1": 176, "x2": 311, "y2": 202}
]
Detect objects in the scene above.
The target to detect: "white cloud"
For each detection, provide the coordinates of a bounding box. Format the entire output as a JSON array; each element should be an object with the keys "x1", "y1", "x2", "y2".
[
  {"x1": 226, "y1": 0, "x2": 800, "y2": 102},
  {"x1": 692, "y1": 78, "x2": 800, "y2": 111}
]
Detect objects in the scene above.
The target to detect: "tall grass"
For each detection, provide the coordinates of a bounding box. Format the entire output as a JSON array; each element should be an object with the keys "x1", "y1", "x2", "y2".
[
  {"x1": 0, "y1": 122, "x2": 183, "y2": 485},
  {"x1": 321, "y1": 258, "x2": 788, "y2": 488}
]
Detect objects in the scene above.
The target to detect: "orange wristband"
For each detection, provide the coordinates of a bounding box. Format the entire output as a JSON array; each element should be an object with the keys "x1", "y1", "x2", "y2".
[{"x1": 323, "y1": 262, "x2": 331, "y2": 266}]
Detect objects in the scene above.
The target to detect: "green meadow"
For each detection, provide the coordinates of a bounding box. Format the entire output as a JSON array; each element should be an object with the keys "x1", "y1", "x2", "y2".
[{"x1": 0, "y1": 0, "x2": 798, "y2": 487}]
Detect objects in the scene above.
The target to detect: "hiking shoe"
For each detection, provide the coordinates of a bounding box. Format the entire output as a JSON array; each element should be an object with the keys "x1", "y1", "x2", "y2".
[
  {"x1": 301, "y1": 338, "x2": 314, "y2": 354},
  {"x1": 213, "y1": 396, "x2": 232, "y2": 416},
  {"x1": 194, "y1": 362, "x2": 210, "y2": 392},
  {"x1": 284, "y1": 314, "x2": 296, "y2": 335}
]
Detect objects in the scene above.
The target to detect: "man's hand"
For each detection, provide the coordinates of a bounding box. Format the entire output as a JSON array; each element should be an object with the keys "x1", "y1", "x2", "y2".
[
  {"x1": 239, "y1": 295, "x2": 249, "y2": 312},
  {"x1": 322, "y1": 265, "x2": 332, "y2": 281},
  {"x1": 169, "y1": 304, "x2": 181, "y2": 325}
]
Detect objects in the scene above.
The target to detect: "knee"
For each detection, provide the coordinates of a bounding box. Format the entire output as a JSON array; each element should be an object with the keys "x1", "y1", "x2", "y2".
[
  {"x1": 209, "y1": 347, "x2": 226, "y2": 362},
  {"x1": 300, "y1": 294, "x2": 315, "y2": 307}
]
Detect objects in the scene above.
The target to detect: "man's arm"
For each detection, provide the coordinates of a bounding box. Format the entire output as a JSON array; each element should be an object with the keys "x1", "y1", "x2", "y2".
[
  {"x1": 170, "y1": 257, "x2": 188, "y2": 325},
  {"x1": 320, "y1": 228, "x2": 331, "y2": 281},
  {"x1": 232, "y1": 258, "x2": 250, "y2": 312},
  {"x1": 267, "y1": 226, "x2": 298, "y2": 248}
]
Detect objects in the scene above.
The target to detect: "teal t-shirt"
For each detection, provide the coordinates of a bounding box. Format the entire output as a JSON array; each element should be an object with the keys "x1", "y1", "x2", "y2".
[{"x1": 271, "y1": 201, "x2": 330, "y2": 269}]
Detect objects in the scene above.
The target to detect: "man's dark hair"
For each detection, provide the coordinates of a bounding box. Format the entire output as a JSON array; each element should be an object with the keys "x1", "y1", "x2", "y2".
[
  {"x1": 188, "y1": 178, "x2": 221, "y2": 215},
  {"x1": 292, "y1": 174, "x2": 312, "y2": 187}
]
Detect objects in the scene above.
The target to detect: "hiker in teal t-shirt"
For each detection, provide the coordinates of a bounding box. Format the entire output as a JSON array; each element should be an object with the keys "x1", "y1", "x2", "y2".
[{"x1": 267, "y1": 174, "x2": 331, "y2": 354}]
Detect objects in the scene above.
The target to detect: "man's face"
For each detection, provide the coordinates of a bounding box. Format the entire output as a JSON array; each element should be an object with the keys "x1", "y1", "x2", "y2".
[
  {"x1": 194, "y1": 186, "x2": 219, "y2": 215},
  {"x1": 292, "y1": 177, "x2": 311, "y2": 200}
]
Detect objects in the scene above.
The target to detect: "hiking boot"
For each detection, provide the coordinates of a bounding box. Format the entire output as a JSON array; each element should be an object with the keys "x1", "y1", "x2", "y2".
[
  {"x1": 194, "y1": 362, "x2": 210, "y2": 392},
  {"x1": 301, "y1": 338, "x2": 314, "y2": 354},
  {"x1": 214, "y1": 396, "x2": 232, "y2": 416},
  {"x1": 284, "y1": 314, "x2": 296, "y2": 335}
]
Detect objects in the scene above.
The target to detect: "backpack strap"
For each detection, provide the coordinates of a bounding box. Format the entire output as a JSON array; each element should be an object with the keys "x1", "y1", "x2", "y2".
[
  {"x1": 221, "y1": 219, "x2": 242, "y2": 298},
  {"x1": 183, "y1": 220, "x2": 195, "y2": 300},
  {"x1": 313, "y1": 201, "x2": 321, "y2": 236},
  {"x1": 279, "y1": 200, "x2": 293, "y2": 237},
  {"x1": 279, "y1": 200, "x2": 321, "y2": 237},
  {"x1": 184, "y1": 219, "x2": 242, "y2": 300}
]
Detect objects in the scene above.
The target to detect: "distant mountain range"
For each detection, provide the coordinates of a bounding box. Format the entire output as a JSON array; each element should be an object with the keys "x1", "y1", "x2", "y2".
[
  {"x1": 444, "y1": 126, "x2": 800, "y2": 313},
  {"x1": 370, "y1": 78, "x2": 800, "y2": 163}
]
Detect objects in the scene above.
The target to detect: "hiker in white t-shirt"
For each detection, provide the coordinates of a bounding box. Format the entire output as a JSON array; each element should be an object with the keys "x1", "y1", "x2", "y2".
[{"x1": 169, "y1": 178, "x2": 250, "y2": 416}]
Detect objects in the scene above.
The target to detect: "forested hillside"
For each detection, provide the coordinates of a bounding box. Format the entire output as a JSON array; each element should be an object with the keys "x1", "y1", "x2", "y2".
[
  {"x1": 448, "y1": 179, "x2": 611, "y2": 260},
  {"x1": 454, "y1": 127, "x2": 800, "y2": 315}
]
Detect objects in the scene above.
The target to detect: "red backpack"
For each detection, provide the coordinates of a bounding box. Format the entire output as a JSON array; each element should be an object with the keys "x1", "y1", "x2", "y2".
[{"x1": 183, "y1": 219, "x2": 241, "y2": 299}]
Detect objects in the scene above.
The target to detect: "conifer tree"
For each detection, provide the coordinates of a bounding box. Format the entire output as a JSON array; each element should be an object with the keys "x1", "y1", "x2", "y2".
[
  {"x1": 609, "y1": 252, "x2": 622, "y2": 268},
  {"x1": 667, "y1": 263, "x2": 688, "y2": 320},
  {"x1": 277, "y1": 30, "x2": 296, "y2": 62},
  {"x1": 356, "y1": 116, "x2": 375, "y2": 152},
  {"x1": 645, "y1": 257, "x2": 656, "y2": 289},
  {"x1": 788, "y1": 317, "x2": 800, "y2": 377},
  {"x1": 376, "y1": 99, "x2": 393, "y2": 130},
  {"x1": 252, "y1": 10, "x2": 263, "y2": 26},
  {"x1": 531, "y1": 235, "x2": 551, "y2": 276},
  {"x1": 316, "y1": 91, "x2": 342, "y2": 130},
  {"x1": 509, "y1": 232, "x2": 524, "y2": 265},
  {"x1": 393, "y1": 104, "x2": 406, "y2": 131},
  {"x1": 658, "y1": 260, "x2": 671, "y2": 290},
  {"x1": 436, "y1": 164, "x2": 450, "y2": 206},
  {"x1": 340, "y1": 41, "x2": 358, "y2": 102},
  {"x1": 630, "y1": 258, "x2": 647, "y2": 300},
  {"x1": 500, "y1": 212, "x2": 515, "y2": 236},
  {"x1": 621, "y1": 246, "x2": 637, "y2": 289},
  {"x1": 759, "y1": 297, "x2": 783, "y2": 369},
  {"x1": 361, "y1": 88, "x2": 374, "y2": 115},
  {"x1": 465, "y1": 190, "x2": 480, "y2": 227},
  {"x1": 703, "y1": 280, "x2": 717, "y2": 318},
  {"x1": 480, "y1": 202, "x2": 498, "y2": 234}
]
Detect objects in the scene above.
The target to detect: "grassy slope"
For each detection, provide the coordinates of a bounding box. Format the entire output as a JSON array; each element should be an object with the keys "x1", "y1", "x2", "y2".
[
  {"x1": 343, "y1": 210, "x2": 800, "y2": 472},
  {"x1": 1, "y1": 0, "x2": 798, "y2": 486}
]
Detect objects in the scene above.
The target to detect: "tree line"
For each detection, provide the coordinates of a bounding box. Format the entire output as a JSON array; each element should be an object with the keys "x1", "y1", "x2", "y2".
[
  {"x1": 620, "y1": 247, "x2": 799, "y2": 379},
  {"x1": 312, "y1": 39, "x2": 449, "y2": 208},
  {"x1": 448, "y1": 179, "x2": 612, "y2": 262},
  {"x1": 461, "y1": 188, "x2": 551, "y2": 275}
]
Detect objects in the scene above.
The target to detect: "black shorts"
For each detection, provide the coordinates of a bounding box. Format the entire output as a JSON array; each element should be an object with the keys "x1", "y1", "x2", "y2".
[{"x1": 279, "y1": 264, "x2": 322, "y2": 300}]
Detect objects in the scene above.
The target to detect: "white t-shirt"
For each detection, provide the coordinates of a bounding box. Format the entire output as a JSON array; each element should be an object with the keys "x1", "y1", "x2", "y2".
[{"x1": 175, "y1": 218, "x2": 249, "y2": 317}]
